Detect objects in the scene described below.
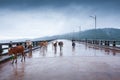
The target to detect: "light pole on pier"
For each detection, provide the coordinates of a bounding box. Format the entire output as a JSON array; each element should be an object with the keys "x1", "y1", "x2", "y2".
[
  {"x1": 73, "y1": 30, "x2": 75, "y2": 40},
  {"x1": 79, "y1": 26, "x2": 81, "y2": 41},
  {"x1": 90, "y1": 15, "x2": 97, "y2": 56},
  {"x1": 90, "y1": 15, "x2": 97, "y2": 29}
]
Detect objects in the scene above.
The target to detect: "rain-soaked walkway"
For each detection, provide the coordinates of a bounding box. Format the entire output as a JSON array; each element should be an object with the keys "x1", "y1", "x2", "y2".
[{"x1": 0, "y1": 40, "x2": 120, "y2": 80}]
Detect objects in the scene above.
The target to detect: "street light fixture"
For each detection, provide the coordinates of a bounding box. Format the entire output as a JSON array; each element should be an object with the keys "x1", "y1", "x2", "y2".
[{"x1": 90, "y1": 15, "x2": 97, "y2": 29}]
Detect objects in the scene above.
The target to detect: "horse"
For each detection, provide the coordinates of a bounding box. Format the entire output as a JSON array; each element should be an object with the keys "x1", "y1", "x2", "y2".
[
  {"x1": 58, "y1": 41, "x2": 63, "y2": 51},
  {"x1": 8, "y1": 45, "x2": 25, "y2": 64}
]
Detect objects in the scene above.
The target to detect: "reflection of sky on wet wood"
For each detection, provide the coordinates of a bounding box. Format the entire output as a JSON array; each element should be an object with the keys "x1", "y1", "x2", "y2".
[{"x1": 0, "y1": 0, "x2": 120, "y2": 40}]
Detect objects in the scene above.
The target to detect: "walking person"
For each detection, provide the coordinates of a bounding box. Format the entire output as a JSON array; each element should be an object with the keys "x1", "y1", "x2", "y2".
[
  {"x1": 58, "y1": 41, "x2": 63, "y2": 52},
  {"x1": 72, "y1": 41, "x2": 76, "y2": 49},
  {"x1": 53, "y1": 41, "x2": 57, "y2": 54}
]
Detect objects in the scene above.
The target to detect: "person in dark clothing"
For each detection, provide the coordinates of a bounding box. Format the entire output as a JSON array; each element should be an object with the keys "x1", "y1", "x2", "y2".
[
  {"x1": 53, "y1": 41, "x2": 57, "y2": 54},
  {"x1": 58, "y1": 41, "x2": 63, "y2": 51},
  {"x1": 72, "y1": 41, "x2": 75, "y2": 48}
]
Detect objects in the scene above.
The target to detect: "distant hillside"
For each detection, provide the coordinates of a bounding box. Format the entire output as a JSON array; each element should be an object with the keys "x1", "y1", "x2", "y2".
[
  {"x1": 33, "y1": 28, "x2": 120, "y2": 41},
  {"x1": 74, "y1": 28, "x2": 120, "y2": 40},
  {"x1": 1, "y1": 28, "x2": 120, "y2": 43}
]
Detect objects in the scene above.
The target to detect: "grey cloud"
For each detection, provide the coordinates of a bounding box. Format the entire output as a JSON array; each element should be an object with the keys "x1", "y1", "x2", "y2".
[{"x1": 0, "y1": 0, "x2": 120, "y2": 10}]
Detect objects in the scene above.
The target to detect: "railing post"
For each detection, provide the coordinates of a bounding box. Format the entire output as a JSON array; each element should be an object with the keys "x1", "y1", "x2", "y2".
[
  {"x1": 9, "y1": 41, "x2": 12, "y2": 48},
  {"x1": 35, "y1": 41, "x2": 37, "y2": 46},
  {"x1": 107, "y1": 41, "x2": 110, "y2": 46},
  {"x1": 34, "y1": 41, "x2": 36, "y2": 47},
  {"x1": 92, "y1": 40, "x2": 94, "y2": 44},
  {"x1": 33, "y1": 41, "x2": 36, "y2": 47},
  {"x1": 24, "y1": 42, "x2": 27, "y2": 48},
  {"x1": 100, "y1": 40, "x2": 103, "y2": 45},
  {"x1": 32, "y1": 42, "x2": 35, "y2": 47},
  {"x1": 93, "y1": 40, "x2": 94, "y2": 44},
  {"x1": 16, "y1": 43, "x2": 19, "y2": 46},
  {"x1": 0, "y1": 44, "x2": 3, "y2": 56},
  {"x1": 113, "y1": 41, "x2": 116, "y2": 47},
  {"x1": 36, "y1": 41, "x2": 39, "y2": 46},
  {"x1": 105, "y1": 41, "x2": 107, "y2": 46},
  {"x1": 96, "y1": 40, "x2": 99, "y2": 45},
  {"x1": 20, "y1": 43, "x2": 23, "y2": 45}
]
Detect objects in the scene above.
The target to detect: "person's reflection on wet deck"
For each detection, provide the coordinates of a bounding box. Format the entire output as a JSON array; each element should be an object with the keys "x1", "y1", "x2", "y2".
[
  {"x1": 53, "y1": 41, "x2": 57, "y2": 55},
  {"x1": 72, "y1": 40, "x2": 76, "y2": 55},
  {"x1": 60, "y1": 50, "x2": 63, "y2": 56},
  {"x1": 54, "y1": 49, "x2": 57, "y2": 57},
  {"x1": 72, "y1": 46, "x2": 75, "y2": 51}
]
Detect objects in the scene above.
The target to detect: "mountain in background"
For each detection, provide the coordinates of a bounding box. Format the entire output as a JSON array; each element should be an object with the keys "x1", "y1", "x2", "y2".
[
  {"x1": 70, "y1": 28, "x2": 120, "y2": 40},
  {"x1": 33, "y1": 28, "x2": 120, "y2": 41},
  {"x1": 0, "y1": 28, "x2": 120, "y2": 43}
]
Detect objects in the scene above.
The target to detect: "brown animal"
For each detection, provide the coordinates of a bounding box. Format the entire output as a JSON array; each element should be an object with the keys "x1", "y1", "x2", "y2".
[
  {"x1": 27, "y1": 45, "x2": 32, "y2": 52},
  {"x1": 39, "y1": 41, "x2": 48, "y2": 48},
  {"x1": 39, "y1": 41, "x2": 48, "y2": 53},
  {"x1": 8, "y1": 45, "x2": 25, "y2": 64}
]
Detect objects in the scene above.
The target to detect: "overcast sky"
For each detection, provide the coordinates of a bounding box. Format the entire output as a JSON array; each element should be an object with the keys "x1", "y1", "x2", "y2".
[{"x1": 0, "y1": 0, "x2": 120, "y2": 40}]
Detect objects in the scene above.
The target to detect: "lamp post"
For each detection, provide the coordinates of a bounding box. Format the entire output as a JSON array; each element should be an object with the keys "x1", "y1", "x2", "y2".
[
  {"x1": 90, "y1": 15, "x2": 96, "y2": 29},
  {"x1": 73, "y1": 30, "x2": 75, "y2": 41},
  {"x1": 90, "y1": 15, "x2": 97, "y2": 56},
  {"x1": 79, "y1": 26, "x2": 81, "y2": 41}
]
